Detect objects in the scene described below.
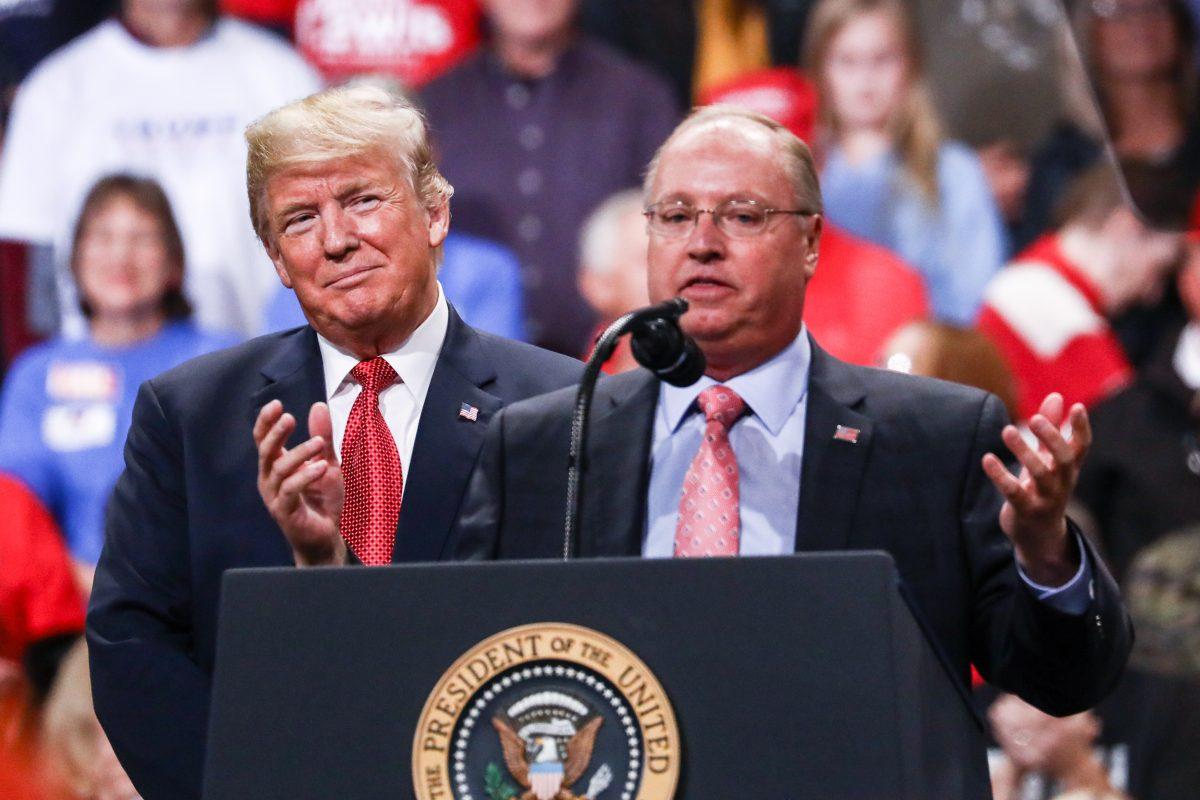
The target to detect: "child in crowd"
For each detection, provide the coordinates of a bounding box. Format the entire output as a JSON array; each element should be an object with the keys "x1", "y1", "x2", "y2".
[{"x1": 806, "y1": 0, "x2": 1006, "y2": 325}]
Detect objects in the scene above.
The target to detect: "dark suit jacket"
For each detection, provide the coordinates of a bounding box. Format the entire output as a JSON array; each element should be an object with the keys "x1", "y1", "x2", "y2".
[
  {"x1": 86, "y1": 307, "x2": 583, "y2": 800},
  {"x1": 455, "y1": 341, "x2": 1132, "y2": 718}
]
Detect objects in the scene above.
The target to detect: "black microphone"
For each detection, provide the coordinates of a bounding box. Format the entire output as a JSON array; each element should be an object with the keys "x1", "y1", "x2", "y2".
[
  {"x1": 561, "y1": 297, "x2": 705, "y2": 559},
  {"x1": 628, "y1": 298, "x2": 706, "y2": 387}
]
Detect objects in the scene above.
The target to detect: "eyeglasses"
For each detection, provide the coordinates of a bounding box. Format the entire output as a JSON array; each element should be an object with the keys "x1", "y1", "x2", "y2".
[{"x1": 643, "y1": 199, "x2": 816, "y2": 239}]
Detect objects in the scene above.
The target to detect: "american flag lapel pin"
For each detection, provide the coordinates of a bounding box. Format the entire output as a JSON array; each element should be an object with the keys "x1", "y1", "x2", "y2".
[
  {"x1": 458, "y1": 402, "x2": 480, "y2": 423},
  {"x1": 833, "y1": 425, "x2": 860, "y2": 444}
]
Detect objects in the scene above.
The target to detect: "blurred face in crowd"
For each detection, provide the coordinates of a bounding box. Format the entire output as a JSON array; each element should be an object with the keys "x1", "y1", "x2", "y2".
[
  {"x1": 75, "y1": 195, "x2": 177, "y2": 322},
  {"x1": 1098, "y1": 208, "x2": 1182, "y2": 312},
  {"x1": 646, "y1": 120, "x2": 820, "y2": 379},
  {"x1": 122, "y1": 0, "x2": 215, "y2": 47},
  {"x1": 821, "y1": 9, "x2": 910, "y2": 132},
  {"x1": 579, "y1": 205, "x2": 651, "y2": 321},
  {"x1": 1092, "y1": 0, "x2": 1181, "y2": 80},
  {"x1": 483, "y1": 0, "x2": 577, "y2": 45},
  {"x1": 262, "y1": 151, "x2": 448, "y2": 352}
]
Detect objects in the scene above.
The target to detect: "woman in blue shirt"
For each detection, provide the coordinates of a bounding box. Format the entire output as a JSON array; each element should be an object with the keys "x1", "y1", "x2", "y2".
[
  {"x1": 0, "y1": 175, "x2": 237, "y2": 583},
  {"x1": 805, "y1": 0, "x2": 1007, "y2": 325}
]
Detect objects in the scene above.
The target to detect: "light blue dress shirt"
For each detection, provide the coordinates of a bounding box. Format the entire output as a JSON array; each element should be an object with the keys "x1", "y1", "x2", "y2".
[
  {"x1": 644, "y1": 329, "x2": 811, "y2": 558},
  {"x1": 642, "y1": 328, "x2": 1093, "y2": 614}
]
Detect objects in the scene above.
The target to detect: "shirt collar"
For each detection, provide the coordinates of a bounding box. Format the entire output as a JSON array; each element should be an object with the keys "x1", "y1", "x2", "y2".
[
  {"x1": 316, "y1": 283, "x2": 449, "y2": 403},
  {"x1": 660, "y1": 326, "x2": 811, "y2": 436}
]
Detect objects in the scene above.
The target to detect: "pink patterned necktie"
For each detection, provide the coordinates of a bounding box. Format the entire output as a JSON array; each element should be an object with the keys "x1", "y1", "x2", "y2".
[
  {"x1": 674, "y1": 385, "x2": 747, "y2": 557},
  {"x1": 339, "y1": 357, "x2": 402, "y2": 565}
]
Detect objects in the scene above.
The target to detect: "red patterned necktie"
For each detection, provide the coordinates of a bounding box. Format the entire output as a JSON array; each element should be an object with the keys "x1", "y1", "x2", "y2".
[
  {"x1": 674, "y1": 385, "x2": 747, "y2": 557},
  {"x1": 339, "y1": 357, "x2": 402, "y2": 565}
]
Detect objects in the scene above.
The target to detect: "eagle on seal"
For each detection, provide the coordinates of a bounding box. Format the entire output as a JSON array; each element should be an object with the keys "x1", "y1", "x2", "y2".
[{"x1": 492, "y1": 715, "x2": 604, "y2": 800}]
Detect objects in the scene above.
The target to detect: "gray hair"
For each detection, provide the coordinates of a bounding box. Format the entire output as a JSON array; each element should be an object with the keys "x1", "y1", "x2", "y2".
[
  {"x1": 245, "y1": 83, "x2": 453, "y2": 244},
  {"x1": 579, "y1": 189, "x2": 645, "y2": 276},
  {"x1": 642, "y1": 105, "x2": 822, "y2": 214}
]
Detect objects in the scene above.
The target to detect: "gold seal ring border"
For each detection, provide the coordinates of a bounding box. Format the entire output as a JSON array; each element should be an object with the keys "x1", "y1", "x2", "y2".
[{"x1": 412, "y1": 621, "x2": 681, "y2": 800}]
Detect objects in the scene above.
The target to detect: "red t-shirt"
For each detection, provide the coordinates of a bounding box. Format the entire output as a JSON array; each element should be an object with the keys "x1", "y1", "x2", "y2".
[
  {"x1": 293, "y1": 0, "x2": 482, "y2": 87},
  {"x1": 0, "y1": 475, "x2": 85, "y2": 663},
  {"x1": 977, "y1": 235, "x2": 1131, "y2": 421},
  {"x1": 805, "y1": 225, "x2": 930, "y2": 366}
]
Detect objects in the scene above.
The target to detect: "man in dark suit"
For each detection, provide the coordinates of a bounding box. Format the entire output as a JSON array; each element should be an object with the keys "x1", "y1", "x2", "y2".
[
  {"x1": 454, "y1": 106, "x2": 1132, "y2": 722},
  {"x1": 86, "y1": 85, "x2": 582, "y2": 800}
]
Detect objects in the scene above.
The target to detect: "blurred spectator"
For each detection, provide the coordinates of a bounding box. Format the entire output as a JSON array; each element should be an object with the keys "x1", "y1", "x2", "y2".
[
  {"x1": 879, "y1": 321, "x2": 1019, "y2": 421},
  {"x1": 0, "y1": 472, "x2": 83, "y2": 800},
  {"x1": 977, "y1": 137, "x2": 1033, "y2": 252},
  {"x1": 0, "y1": 474, "x2": 83, "y2": 701},
  {"x1": 577, "y1": 189, "x2": 650, "y2": 373},
  {"x1": 293, "y1": 0, "x2": 482, "y2": 87},
  {"x1": 1017, "y1": 0, "x2": 1200, "y2": 250},
  {"x1": 1074, "y1": 236, "x2": 1200, "y2": 582},
  {"x1": 988, "y1": 693, "x2": 1123, "y2": 800},
  {"x1": 420, "y1": 0, "x2": 680, "y2": 355},
  {"x1": 0, "y1": 0, "x2": 321, "y2": 352},
  {"x1": 40, "y1": 640, "x2": 138, "y2": 800},
  {"x1": 699, "y1": 65, "x2": 817, "y2": 139},
  {"x1": 984, "y1": 530, "x2": 1200, "y2": 800},
  {"x1": 1124, "y1": 528, "x2": 1200, "y2": 678},
  {"x1": 0, "y1": 473, "x2": 137, "y2": 800},
  {"x1": 806, "y1": 0, "x2": 1007, "y2": 325},
  {"x1": 0, "y1": 0, "x2": 115, "y2": 129},
  {"x1": 1107, "y1": 160, "x2": 1193, "y2": 370},
  {"x1": 977, "y1": 165, "x2": 1181, "y2": 421},
  {"x1": 800, "y1": 212, "x2": 925, "y2": 365},
  {"x1": 0, "y1": 176, "x2": 238, "y2": 579},
  {"x1": 264, "y1": 230, "x2": 526, "y2": 339},
  {"x1": 699, "y1": 67, "x2": 930, "y2": 365},
  {"x1": 579, "y1": 0, "x2": 815, "y2": 106}
]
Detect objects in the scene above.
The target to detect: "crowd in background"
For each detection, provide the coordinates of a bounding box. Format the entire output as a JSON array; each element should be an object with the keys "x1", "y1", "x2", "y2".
[{"x1": 0, "y1": 0, "x2": 1198, "y2": 798}]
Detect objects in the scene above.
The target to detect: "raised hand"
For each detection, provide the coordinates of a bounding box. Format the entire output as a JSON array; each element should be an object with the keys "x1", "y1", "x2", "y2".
[
  {"x1": 254, "y1": 399, "x2": 347, "y2": 566},
  {"x1": 981, "y1": 393, "x2": 1092, "y2": 586}
]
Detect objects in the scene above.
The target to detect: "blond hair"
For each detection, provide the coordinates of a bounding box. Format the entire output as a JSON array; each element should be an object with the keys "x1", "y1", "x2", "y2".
[
  {"x1": 643, "y1": 105, "x2": 823, "y2": 213},
  {"x1": 805, "y1": 0, "x2": 943, "y2": 202},
  {"x1": 244, "y1": 84, "x2": 453, "y2": 245}
]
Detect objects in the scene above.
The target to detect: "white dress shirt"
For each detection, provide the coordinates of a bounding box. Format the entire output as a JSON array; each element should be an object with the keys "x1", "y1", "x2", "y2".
[{"x1": 315, "y1": 285, "x2": 449, "y2": 499}]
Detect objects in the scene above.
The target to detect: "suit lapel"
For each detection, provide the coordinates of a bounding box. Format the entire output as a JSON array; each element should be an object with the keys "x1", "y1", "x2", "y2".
[
  {"x1": 249, "y1": 327, "x2": 327, "y2": 449},
  {"x1": 579, "y1": 370, "x2": 659, "y2": 558},
  {"x1": 796, "y1": 341, "x2": 874, "y2": 553},
  {"x1": 393, "y1": 307, "x2": 502, "y2": 563}
]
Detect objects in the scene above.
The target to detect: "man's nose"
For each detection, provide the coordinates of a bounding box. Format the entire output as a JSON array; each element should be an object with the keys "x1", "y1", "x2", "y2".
[
  {"x1": 322, "y1": 207, "x2": 360, "y2": 260},
  {"x1": 686, "y1": 211, "x2": 726, "y2": 263}
]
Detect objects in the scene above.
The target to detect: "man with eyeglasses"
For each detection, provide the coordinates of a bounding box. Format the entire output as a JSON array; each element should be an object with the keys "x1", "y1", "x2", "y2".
[{"x1": 454, "y1": 105, "x2": 1132, "y2": 721}]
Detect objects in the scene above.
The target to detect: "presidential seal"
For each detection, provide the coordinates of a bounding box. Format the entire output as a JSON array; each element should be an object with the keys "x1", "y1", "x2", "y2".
[{"x1": 413, "y1": 623, "x2": 680, "y2": 800}]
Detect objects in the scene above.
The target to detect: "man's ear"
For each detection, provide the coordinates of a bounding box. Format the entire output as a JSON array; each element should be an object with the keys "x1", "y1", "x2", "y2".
[
  {"x1": 803, "y1": 214, "x2": 823, "y2": 278},
  {"x1": 264, "y1": 236, "x2": 294, "y2": 289},
  {"x1": 427, "y1": 199, "x2": 450, "y2": 249}
]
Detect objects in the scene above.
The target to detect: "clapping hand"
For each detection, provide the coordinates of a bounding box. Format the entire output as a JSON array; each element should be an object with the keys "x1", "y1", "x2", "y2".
[{"x1": 254, "y1": 400, "x2": 347, "y2": 566}]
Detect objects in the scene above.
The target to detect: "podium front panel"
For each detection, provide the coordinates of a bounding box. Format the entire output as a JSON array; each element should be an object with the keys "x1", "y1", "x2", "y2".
[{"x1": 206, "y1": 553, "x2": 985, "y2": 799}]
